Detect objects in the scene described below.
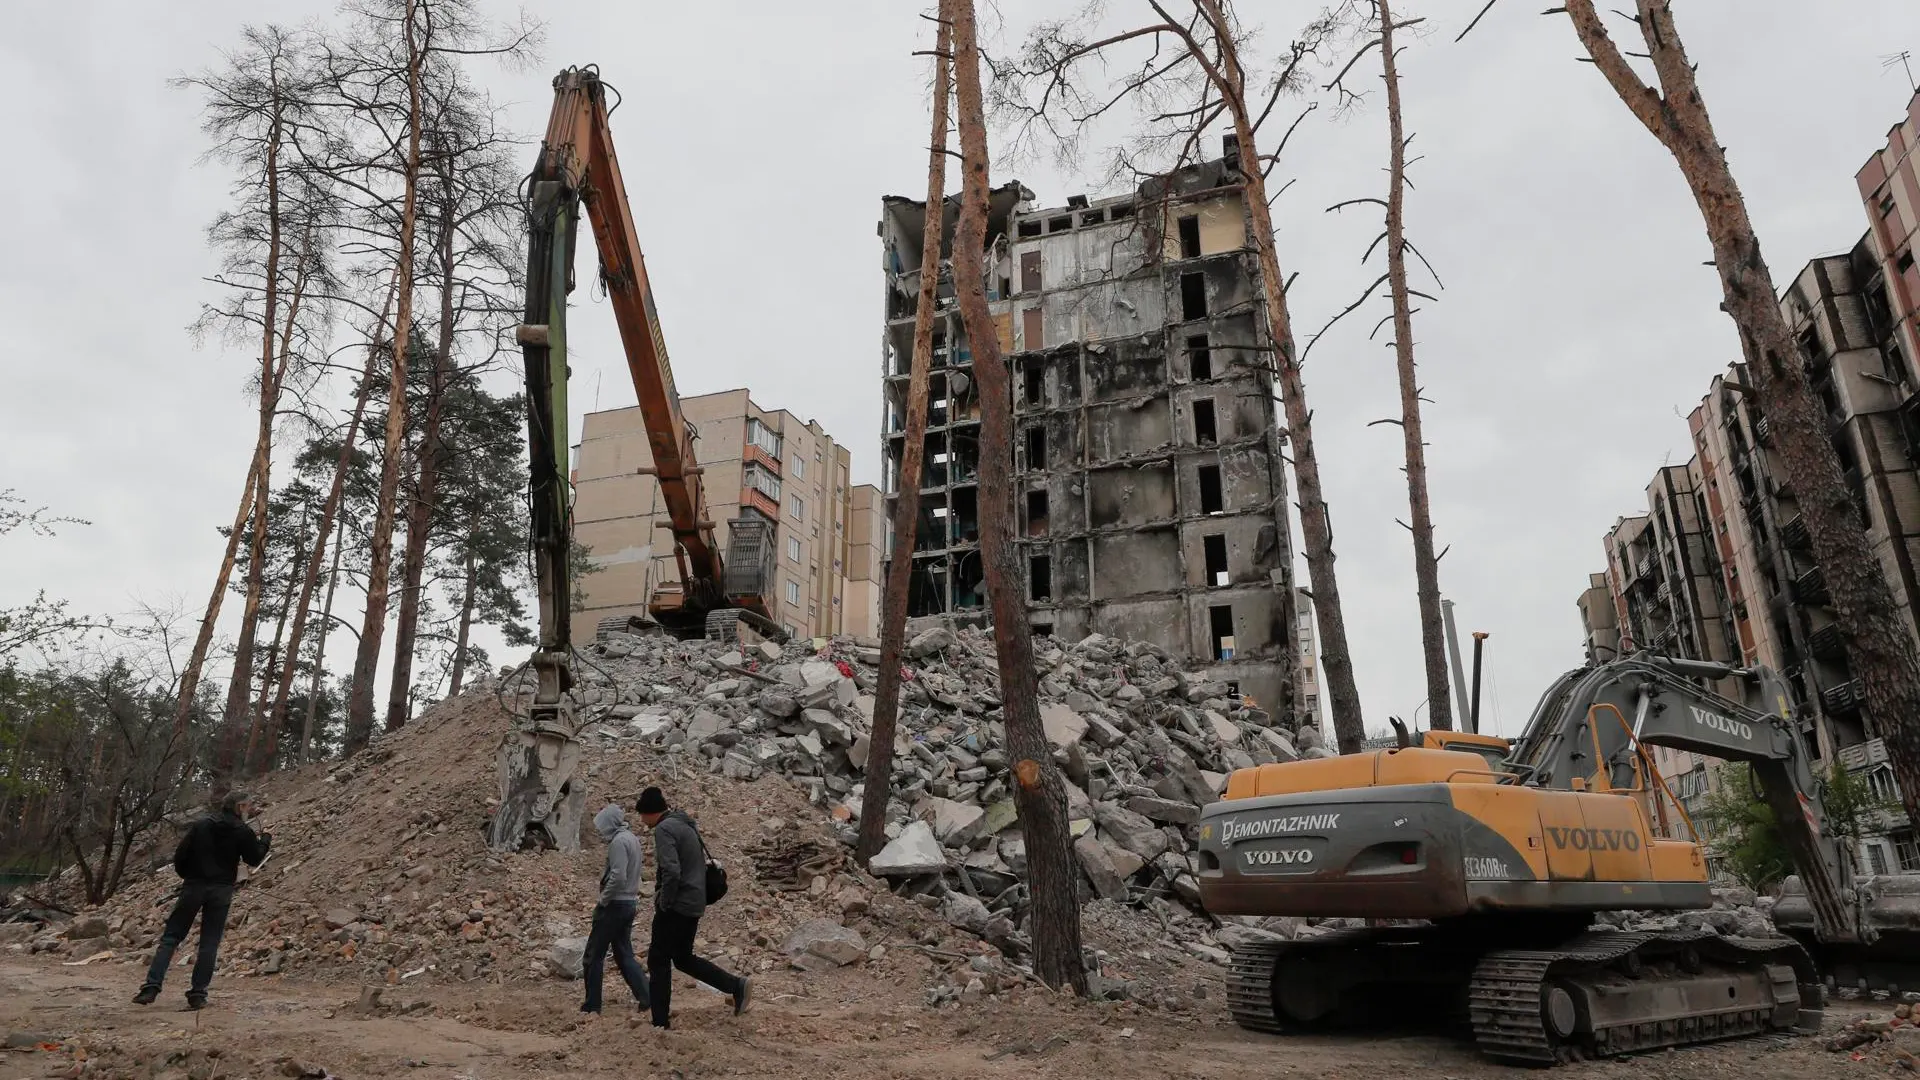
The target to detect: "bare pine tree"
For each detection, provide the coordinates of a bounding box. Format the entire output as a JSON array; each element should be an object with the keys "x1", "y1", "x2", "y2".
[
  {"x1": 1554, "y1": 0, "x2": 1920, "y2": 822},
  {"x1": 858, "y1": 9, "x2": 954, "y2": 866},
  {"x1": 951, "y1": 0, "x2": 1088, "y2": 995}
]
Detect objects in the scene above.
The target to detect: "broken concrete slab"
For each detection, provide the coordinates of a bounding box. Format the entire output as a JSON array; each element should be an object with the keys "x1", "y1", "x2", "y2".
[
  {"x1": 1206, "y1": 710, "x2": 1241, "y2": 746},
  {"x1": 1095, "y1": 802, "x2": 1170, "y2": 861},
  {"x1": 926, "y1": 797, "x2": 987, "y2": 846},
  {"x1": 1124, "y1": 796, "x2": 1199, "y2": 826},
  {"x1": 907, "y1": 626, "x2": 954, "y2": 658},
  {"x1": 870, "y1": 821, "x2": 946, "y2": 877},
  {"x1": 1073, "y1": 834, "x2": 1127, "y2": 901},
  {"x1": 783, "y1": 919, "x2": 867, "y2": 967},
  {"x1": 548, "y1": 936, "x2": 588, "y2": 979},
  {"x1": 1041, "y1": 702, "x2": 1089, "y2": 751}
]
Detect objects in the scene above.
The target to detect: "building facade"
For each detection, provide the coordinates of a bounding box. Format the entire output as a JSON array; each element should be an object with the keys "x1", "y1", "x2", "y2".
[
  {"x1": 570, "y1": 389, "x2": 883, "y2": 643},
  {"x1": 878, "y1": 145, "x2": 1304, "y2": 717}
]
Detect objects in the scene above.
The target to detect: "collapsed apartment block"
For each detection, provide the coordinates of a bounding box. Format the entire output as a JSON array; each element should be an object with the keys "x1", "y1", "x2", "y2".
[{"x1": 879, "y1": 142, "x2": 1306, "y2": 717}]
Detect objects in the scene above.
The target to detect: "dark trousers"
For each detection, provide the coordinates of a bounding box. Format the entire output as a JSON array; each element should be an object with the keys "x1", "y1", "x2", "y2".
[
  {"x1": 648, "y1": 909, "x2": 739, "y2": 1027},
  {"x1": 141, "y1": 881, "x2": 234, "y2": 999},
  {"x1": 582, "y1": 899, "x2": 650, "y2": 1011}
]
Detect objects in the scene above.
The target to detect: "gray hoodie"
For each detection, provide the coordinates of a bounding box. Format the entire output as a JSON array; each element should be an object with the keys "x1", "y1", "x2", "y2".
[
  {"x1": 594, "y1": 805, "x2": 643, "y2": 906},
  {"x1": 651, "y1": 809, "x2": 707, "y2": 918}
]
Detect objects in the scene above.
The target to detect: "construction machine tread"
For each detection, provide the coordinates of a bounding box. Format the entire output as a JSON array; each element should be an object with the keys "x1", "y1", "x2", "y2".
[
  {"x1": 1468, "y1": 930, "x2": 1820, "y2": 1066},
  {"x1": 1223, "y1": 928, "x2": 1381, "y2": 1034}
]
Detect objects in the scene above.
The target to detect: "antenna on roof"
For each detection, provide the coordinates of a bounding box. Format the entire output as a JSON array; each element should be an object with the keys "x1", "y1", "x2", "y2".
[{"x1": 1884, "y1": 51, "x2": 1916, "y2": 93}]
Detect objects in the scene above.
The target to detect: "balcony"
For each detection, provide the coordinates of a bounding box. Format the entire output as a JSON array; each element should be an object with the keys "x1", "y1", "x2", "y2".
[
  {"x1": 1822, "y1": 679, "x2": 1864, "y2": 716},
  {"x1": 1779, "y1": 514, "x2": 1811, "y2": 550},
  {"x1": 1808, "y1": 622, "x2": 1847, "y2": 661},
  {"x1": 1793, "y1": 567, "x2": 1831, "y2": 607}
]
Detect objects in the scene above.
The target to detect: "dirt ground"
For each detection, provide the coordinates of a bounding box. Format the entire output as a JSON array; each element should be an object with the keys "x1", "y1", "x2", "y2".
[{"x1": 0, "y1": 954, "x2": 1890, "y2": 1080}]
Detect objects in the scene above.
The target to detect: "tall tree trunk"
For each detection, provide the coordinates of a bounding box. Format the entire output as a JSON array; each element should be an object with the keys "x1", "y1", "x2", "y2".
[
  {"x1": 1378, "y1": 0, "x2": 1450, "y2": 731},
  {"x1": 1566, "y1": 0, "x2": 1920, "y2": 824},
  {"x1": 301, "y1": 511, "x2": 350, "y2": 764},
  {"x1": 385, "y1": 181, "x2": 457, "y2": 732},
  {"x1": 346, "y1": 0, "x2": 424, "y2": 755},
  {"x1": 447, "y1": 535, "x2": 478, "y2": 696},
  {"x1": 950, "y1": 0, "x2": 1088, "y2": 996},
  {"x1": 244, "y1": 496, "x2": 309, "y2": 775},
  {"x1": 266, "y1": 282, "x2": 392, "y2": 759},
  {"x1": 857, "y1": 9, "x2": 953, "y2": 866},
  {"x1": 214, "y1": 80, "x2": 295, "y2": 787},
  {"x1": 173, "y1": 457, "x2": 262, "y2": 740},
  {"x1": 1192, "y1": 0, "x2": 1359, "y2": 750}
]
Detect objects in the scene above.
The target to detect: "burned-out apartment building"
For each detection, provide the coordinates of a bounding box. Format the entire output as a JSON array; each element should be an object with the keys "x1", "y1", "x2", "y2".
[
  {"x1": 1578, "y1": 91, "x2": 1920, "y2": 873},
  {"x1": 879, "y1": 142, "x2": 1308, "y2": 717}
]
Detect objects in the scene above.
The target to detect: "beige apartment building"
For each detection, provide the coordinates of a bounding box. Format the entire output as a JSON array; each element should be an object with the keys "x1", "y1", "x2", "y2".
[{"x1": 570, "y1": 388, "x2": 884, "y2": 644}]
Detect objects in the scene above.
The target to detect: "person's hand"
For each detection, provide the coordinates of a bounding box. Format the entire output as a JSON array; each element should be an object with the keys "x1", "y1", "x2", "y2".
[{"x1": 259, "y1": 832, "x2": 274, "y2": 846}]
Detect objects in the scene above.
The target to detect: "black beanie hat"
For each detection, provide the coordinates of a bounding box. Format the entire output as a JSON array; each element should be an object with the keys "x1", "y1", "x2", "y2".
[{"x1": 636, "y1": 787, "x2": 668, "y2": 815}]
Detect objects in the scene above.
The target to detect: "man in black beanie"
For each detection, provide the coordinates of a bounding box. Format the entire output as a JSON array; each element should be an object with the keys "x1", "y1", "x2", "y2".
[{"x1": 634, "y1": 786, "x2": 748, "y2": 1027}]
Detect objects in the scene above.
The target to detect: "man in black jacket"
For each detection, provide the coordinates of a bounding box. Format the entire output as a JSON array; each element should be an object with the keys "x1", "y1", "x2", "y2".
[
  {"x1": 134, "y1": 790, "x2": 271, "y2": 1009},
  {"x1": 634, "y1": 787, "x2": 748, "y2": 1028}
]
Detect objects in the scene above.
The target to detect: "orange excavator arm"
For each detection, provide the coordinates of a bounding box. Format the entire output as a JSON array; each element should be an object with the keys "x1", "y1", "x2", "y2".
[{"x1": 539, "y1": 67, "x2": 724, "y2": 611}]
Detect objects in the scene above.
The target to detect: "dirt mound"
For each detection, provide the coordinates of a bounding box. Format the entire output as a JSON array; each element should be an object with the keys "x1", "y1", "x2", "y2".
[{"x1": 58, "y1": 670, "x2": 1219, "y2": 1010}]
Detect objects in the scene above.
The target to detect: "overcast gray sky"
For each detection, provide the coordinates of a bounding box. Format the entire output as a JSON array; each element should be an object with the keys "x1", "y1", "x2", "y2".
[{"x1": 3, "y1": 2, "x2": 1917, "y2": 736}]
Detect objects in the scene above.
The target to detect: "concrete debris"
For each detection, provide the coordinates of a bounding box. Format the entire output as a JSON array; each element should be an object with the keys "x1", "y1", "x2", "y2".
[
  {"x1": 870, "y1": 821, "x2": 946, "y2": 878},
  {"x1": 783, "y1": 918, "x2": 867, "y2": 967}
]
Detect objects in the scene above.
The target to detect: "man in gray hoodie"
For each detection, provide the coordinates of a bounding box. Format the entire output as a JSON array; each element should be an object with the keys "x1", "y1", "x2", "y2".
[
  {"x1": 635, "y1": 786, "x2": 748, "y2": 1028},
  {"x1": 581, "y1": 804, "x2": 650, "y2": 1014}
]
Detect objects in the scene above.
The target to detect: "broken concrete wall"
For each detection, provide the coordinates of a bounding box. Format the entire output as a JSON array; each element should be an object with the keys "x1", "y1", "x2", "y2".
[
  {"x1": 1084, "y1": 337, "x2": 1166, "y2": 403},
  {"x1": 1089, "y1": 463, "x2": 1176, "y2": 529},
  {"x1": 1186, "y1": 585, "x2": 1284, "y2": 658},
  {"x1": 1176, "y1": 518, "x2": 1280, "y2": 588},
  {"x1": 1087, "y1": 399, "x2": 1170, "y2": 459},
  {"x1": 1092, "y1": 531, "x2": 1182, "y2": 597},
  {"x1": 1090, "y1": 597, "x2": 1188, "y2": 653}
]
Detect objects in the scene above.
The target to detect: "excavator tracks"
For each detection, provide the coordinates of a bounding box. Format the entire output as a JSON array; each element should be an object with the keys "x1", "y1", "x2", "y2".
[{"x1": 1226, "y1": 926, "x2": 1822, "y2": 1066}]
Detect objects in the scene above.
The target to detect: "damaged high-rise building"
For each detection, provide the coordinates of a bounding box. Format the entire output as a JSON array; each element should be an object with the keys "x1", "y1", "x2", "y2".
[{"x1": 878, "y1": 143, "x2": 1305, "y2": 715}]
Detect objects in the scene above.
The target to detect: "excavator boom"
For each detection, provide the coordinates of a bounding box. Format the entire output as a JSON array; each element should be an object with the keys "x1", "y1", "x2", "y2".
[{"x1": 489, "y1": 66, "x2": 775, "y2": 854}]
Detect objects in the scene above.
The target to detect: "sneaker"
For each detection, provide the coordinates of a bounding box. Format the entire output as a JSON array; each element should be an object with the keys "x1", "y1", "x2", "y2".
[
  {"x1": 732, "y1": 976, "x2": 752, "y2": 1017},
  {"x1": 185, "y1": 995, "x2": 206, "y2": 1011},
  {"x1": 132, "y1": 988, "x2": 158, "y2": 1006},
  {"x1": 580, "y1": 1004, "x2": 600, "y2": 1014}
]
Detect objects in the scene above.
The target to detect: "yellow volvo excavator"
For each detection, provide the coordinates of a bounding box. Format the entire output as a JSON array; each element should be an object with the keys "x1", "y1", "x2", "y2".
[{"x1": 1198, "y1": 653, "x2": 1920, "y2": 1064}]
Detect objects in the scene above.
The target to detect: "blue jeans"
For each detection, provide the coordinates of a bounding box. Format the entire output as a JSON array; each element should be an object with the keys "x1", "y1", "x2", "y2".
[
  {"x1": 582, "y1": 899, "x2": 649, "y2": 1011},
  {"x1": 141, "y1": 881, "x2": 234, "y2": 999}
]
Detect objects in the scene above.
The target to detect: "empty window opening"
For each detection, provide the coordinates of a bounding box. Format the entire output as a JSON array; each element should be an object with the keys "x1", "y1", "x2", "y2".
[
  {"x1": 1020, "y1": 250, "x2": 1042, "y2": 294},
  {"x1": 1203, "y1": 534, "x2": 1229, "y2": 586},
  {"x1": 1900, "y1": 249, "x2": 1916, "y2": 274},
  {"x1": 1883, "y1": 193, "x2": 1899, "y2": 218},
  {"x1": 1017, "y1": 219, "x2": 1042, "y2": 238},
  {"x1": 1032, "y1": 622, "x2": 1054, "y2": 637},
  {"x1": 1181, "y1": 273, "x2": 1208, "y2": 320},
  {"x1": 1177, "y1": 215, "x2": 1201, "y2": 259},
  {"x1": 1023, "y1": 364, "x2": 1044, "y2": 406},
  {"x1": 1026, "y1": 426, "x2": 1048, "y2": 470},
  {"x1": 1027, "y1": 489, "x2": 1050, "y2": 535},
  {"x1": 1081, "y1": 209, "x2": 1106, "y2": 226},
  {"x1": 1193, "y1": 399, "x2": 1217, "y2": 445},
  {"x1": 1209, "y1": 605, "x2": 1236, "y2": 660},
  {"x1": 1047, "y1": 215, "x2": 1073, "y2": 233},
  {"x1": 1199, "y1": 465, "x2": 1224, "y2": 514},
  {"x1": 1187, "y1": 334, "x2": 1212, "y2": 380},
  {"x1": 1110, "y1": 203, "x2": 1136, "y2": 220},
  {"x1": 1030, "y1": 555, "x2": 1052, "y2": 600},
  {"x1": 1225, "y1": 680, "x2": 1241, "y2": 698}
]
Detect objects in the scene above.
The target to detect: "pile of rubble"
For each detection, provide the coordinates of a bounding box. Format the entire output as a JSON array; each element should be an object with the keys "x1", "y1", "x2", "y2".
[
  {"x1": 11, "y1": 624, "x2": 1263, "y2": 1009},
  {"x1": 560, "y1": 623, "x2": 1326, "y2": 930}
]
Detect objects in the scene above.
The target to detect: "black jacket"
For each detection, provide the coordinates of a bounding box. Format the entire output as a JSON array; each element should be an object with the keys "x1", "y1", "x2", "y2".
[
  {"x1": 650, "y1": 810, "x2": 707, "y2": 918},
  {"x1": 173, "y1": 811, "x2": 271, "y2": 885}
]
